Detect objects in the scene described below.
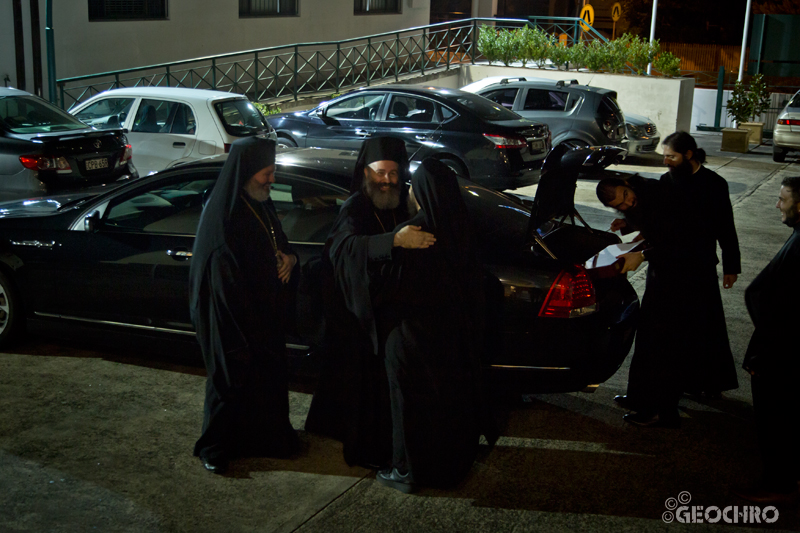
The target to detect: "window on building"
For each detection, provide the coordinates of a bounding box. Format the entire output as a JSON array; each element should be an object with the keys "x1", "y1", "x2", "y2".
[
  {"x1": 354, "y1": 0, "x2": 400, "y2": 15},
  {"x1": 88, "y1": 0, "x2": 168, "y2": 21},
  {"x1": 240, "y1": 0, "x2": 298, "y2": 17}
]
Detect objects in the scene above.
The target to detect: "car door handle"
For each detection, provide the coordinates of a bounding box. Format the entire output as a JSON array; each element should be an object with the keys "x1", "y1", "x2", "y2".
[
  {"x1": 415, "y1": 134, "x2": 432, "y2": 141},
  {"x1": 166, "y1": 249, "x2": 192, "y2": 260},
  {"x1": 355, "y1": 129, "x2": 371, "y2": 137},
  {"x1": 10, "y1": 240, "x2": 58, "y2": 249},
  {"x1": 173, "y1": 142, "x2": 186, "y2": 148}
]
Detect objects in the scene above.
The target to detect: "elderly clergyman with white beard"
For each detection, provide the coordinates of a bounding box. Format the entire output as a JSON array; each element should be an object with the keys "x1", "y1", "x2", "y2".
[{"x1": 305, "y1": 136, "x2": 435, "y2": 470}]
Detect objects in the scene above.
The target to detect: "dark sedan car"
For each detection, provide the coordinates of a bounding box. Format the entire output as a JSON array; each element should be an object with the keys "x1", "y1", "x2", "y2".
[
  {"x1": 0, "y1": 147, "x2": 638, "y2": 394},
  {"x1": 267, "y1": 85, "x2": 550, "y2": 190},
  {"x1": 0, "y1": 87, "x2": 138, "y2": 202}
]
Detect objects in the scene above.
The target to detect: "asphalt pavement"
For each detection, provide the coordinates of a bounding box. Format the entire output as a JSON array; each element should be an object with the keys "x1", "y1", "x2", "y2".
[{"x1": 1, "y1": 134, "x2": 799, "y2": 532}]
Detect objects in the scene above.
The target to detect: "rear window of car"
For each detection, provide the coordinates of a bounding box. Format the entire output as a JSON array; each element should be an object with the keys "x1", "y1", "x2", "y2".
[
  {"x1": 0, "y1": 95, "x2": 89, "y2": 134},
  {"x1": 599, "y1": 95, "x2": 623, "y2": 118},
  {"x1": 214, "y1": 99, "x2": 270, "y2": 136},
  {"x1": 787, "y1": 93, "x2": 800, "y2": 109},
  {"x1": 439, "y1": 92, "x2": 520, "y2": 121}
]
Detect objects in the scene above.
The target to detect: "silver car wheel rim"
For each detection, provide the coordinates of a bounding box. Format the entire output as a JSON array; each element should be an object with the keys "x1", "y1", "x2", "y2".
[{"x1": 0, "y1": 285, "x2": 8, "y2": 335}]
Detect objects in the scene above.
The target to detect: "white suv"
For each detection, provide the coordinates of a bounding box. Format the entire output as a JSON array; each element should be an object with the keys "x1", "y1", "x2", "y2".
[{"x1": 70, "y1": 87, "x2": 277, "y2": 176}]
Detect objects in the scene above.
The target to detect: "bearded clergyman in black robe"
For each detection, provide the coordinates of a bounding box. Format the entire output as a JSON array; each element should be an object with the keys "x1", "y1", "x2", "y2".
[
  {"x1": 732, "y1": 176, "x2": 800, "y2": 504},
  {"x1": 375, "y1": 158, "x2": 498, "y2": 493},
  {"x1": 190, "y1": 136, "x2": 300, "y2": 473},
  {"x1": 659, "y1": 132, "x2": 739, "y2": 397},
  {"x1": 304, "y1": 136, "x2": 435, "y2": 469}
]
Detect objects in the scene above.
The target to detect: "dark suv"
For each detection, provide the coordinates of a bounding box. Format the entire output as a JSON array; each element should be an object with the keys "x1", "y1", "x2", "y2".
[
  {"x1": 0, "y1": 87, "x2": 137, "y2": 202},
  {"x1": 463, "y1": 77, "x2": 626, "y2": 149},
  {"x1": 266, "y1": 85, "x2": 550, "y2": 190}
]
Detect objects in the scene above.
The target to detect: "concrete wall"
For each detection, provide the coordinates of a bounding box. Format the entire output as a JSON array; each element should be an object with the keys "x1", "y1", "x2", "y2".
[
  {"x1": 459, "y1": 65, "x2": 696, "y2": 152},
  {"x1": 1, "y1": 0, "x2": 430, "y2": 100}
]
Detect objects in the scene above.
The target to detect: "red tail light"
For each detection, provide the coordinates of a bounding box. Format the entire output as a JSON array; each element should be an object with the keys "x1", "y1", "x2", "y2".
[
  {"x1": 19, "y1": 155, "x2": 71, "y2": 172},
  {"x1": 777, "y1": 118, "x2": 800, "y2": 126},
  {"x1": 539, "y1": 267, "x2": 597, "y2": 318},
  {"x1": 120, "y1": 144, "x2": 133, "y2": 163},
  {"x1": 224, "y1": 143, "x2": 232, "y2": 153},
  {"x1": 483, "y1": 133, "x2": 527, "y2": 149}
]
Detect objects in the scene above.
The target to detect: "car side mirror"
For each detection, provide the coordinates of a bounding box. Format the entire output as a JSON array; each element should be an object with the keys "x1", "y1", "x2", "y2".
[
  {"x1": 319, "y1": 107, "x2": 338, "y2": 125},
  {"x1": 84, "y1": 210, "x2": 102, "y2": 233}
]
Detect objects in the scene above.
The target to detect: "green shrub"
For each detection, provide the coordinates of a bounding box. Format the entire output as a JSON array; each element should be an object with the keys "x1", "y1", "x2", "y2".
[
  {"x1": 495, "y1": 29, "x2": 521, "y2": 66},
  {"x1": 583, "y1": 40, "x2": 607, "y2": 72},
  {"x1": 566, "y1": 43, "x2": 588, "y2": 70},
  {"x1": 253, "y1": 102, "x2": 282, "y2": 116},
  {"x1": 517, "y1": 26, "x2": 552, "y2": 68},
  {"x1": 605, "y1": 34, "x2": 632, "y2": 73},
  {"x1": 547, "y1": 41, "x2": 572, "y2": 70},
  {"x1": 727, "y1": 81, "x2": 752, "y2": 124},
  {"x1": 628, "y1": 35, "x2": 660, "y2": 75},
  {"x1": 749, "y1": 73, "x2": 771, "y2": 119},
  {"x1": 653, "y1": 51, "x2": 681, "y2": 77},
  {"x1": 477, "y1": 26, "x2": 500, "y2": 64}
]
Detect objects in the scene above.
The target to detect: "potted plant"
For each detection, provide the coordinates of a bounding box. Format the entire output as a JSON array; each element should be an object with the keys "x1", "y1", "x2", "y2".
[
  {"x1": 740, "y1": 74, "x2": 770, "y2": 145},
  {"x1": 723, "y1": 81, "x2": 754, "y2": 153}
]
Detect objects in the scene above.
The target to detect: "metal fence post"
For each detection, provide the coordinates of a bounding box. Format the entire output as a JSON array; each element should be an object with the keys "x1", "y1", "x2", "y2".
[
  {"x1": 165, "y1": 65, "x2": 170, "y2": 87},
  {"x1": 422, "y1": 28, "x2": 426, "y2": 75},
  {"x1": 472, "y1": 19, "x2": 477, "y2": 64},
  {"x1": 446, "y1": 23, "x2": 451, "y2": 69},
  {"x1": 366, "y1": 38, "x2": 371, "y2": 86},
  {"x1": 293, "y1": 46, "x2": 298, "y2": 100},
  {"x1": 58, "y1": 82, "x2": 64, "y2": 109},
  {"x1": 395, "y1": 33, "x2": 400, "y2": 82},
  {"x1": 212, "y1": 58, "x2": 217, "y2": 90},
  {"x1": 254, "y1": 51, "x2": 259, "y2": 100},
  {"x1": 114, "y1": 73, "x2": 120, "y2": 89},
  {"x1": 714, "y1": 66, "x2": 725, "y2": 129},
  {"x1": 336, "y1": 42, "x2": 341, "y2": 93}
]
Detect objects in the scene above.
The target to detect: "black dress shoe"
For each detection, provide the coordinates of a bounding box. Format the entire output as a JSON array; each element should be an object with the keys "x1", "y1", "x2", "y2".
[
  {"x1": 613, "y1": 395, "x2": 636, "y2": 410},
  {"x1": 200, "y1": 454, "x2": 229, "y2": 474},
  {"x1": 376, "y1": 468, "x2": 416, "y2": 494},
  {"x1": 623, "y1": 411, "x2": 680, "y2": 428}
]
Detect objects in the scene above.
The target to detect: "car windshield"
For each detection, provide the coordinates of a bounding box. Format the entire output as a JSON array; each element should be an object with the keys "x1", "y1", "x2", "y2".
[
  {"x1": 438, "y1": 91, "x2": 521, "y2": 121},
  {"x1": 214, "y1": 99, "x2": 270, "y2": 136},
  {"x1": 0, "y1": 95, "x2": 89, "y2": 134}
]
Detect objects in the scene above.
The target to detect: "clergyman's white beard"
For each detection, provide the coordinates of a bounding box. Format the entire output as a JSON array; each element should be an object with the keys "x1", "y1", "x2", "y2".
[
  {"x1": 244, "y1": 180, "x2": 271, "y2": 202},
  {"x1": 364, "y1": 180, "x2": 400, "y2": 210}
]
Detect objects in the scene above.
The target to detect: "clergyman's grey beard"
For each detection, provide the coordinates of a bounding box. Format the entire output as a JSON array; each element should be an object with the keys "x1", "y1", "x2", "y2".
[
  {"x1": 244, "y1": 179, "x2": 271, "y2": 202},
  {"x1": 364, "y1": 178, "x2": 400, "y2": 210}
]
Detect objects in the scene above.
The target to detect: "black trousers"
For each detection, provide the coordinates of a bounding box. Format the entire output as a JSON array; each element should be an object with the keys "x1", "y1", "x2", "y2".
[{"x1": 751, "y1": 374, "x2": 799, "y2": 493}]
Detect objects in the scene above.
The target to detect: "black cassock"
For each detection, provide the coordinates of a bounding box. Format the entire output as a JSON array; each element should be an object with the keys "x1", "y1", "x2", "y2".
[
  {"x1": 623, "y1": 177, "x2": 726, "y2": 412},
  {"x1": 659, "y1": 166, "x2": 739, "y2": 394},
  {"x1": 303, "y1": 191, "x2": 409, "y2": 468},
  {"x1": 744, "y1": 226, "x2": 800, "y2": 492},
  {"x1": 383, "y1": 158, "x2": 497, "y2": 487},
  {"x1": 305, "y1": 136, "x2": 412, "y2": 468},
  {"x1": 190, "y1": 137, "x2": 299, "y2": 461}
]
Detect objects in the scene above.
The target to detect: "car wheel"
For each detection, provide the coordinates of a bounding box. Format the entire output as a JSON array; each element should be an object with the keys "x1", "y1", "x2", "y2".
[
  {"x1": 438, "y1": 157, "x2": 469, "y2": 180},
  {"x1": 773, "y1": 144, "x2": 787, "y2": 163},
  {"x1": 0, "y1": 269, "x2": 24, "y2": 347},
  {"x1": 277, "y1": 136, "x2": 297, "y2": 148}
]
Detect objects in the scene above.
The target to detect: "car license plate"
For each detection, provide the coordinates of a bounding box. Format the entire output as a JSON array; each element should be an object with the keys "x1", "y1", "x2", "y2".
[
  {"x1": 529, "y1": 139, "x2": 545, "y2": 152},
  {"x1": 85, "y1": 158, "x2": 108, "y2": 171}
]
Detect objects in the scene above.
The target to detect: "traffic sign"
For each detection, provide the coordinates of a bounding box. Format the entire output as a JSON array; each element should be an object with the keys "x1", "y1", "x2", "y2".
[
  {"x1": 579, "y1": 4, "x2": 595, "y2": 32},
  {"x1": 611, "y1": 2, "x2": 622, "y2": 22}
]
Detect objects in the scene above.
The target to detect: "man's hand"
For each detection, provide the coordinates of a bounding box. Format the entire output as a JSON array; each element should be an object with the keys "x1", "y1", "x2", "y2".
[
  {"x1": 277, "y1": 251, "x2": 297, "y2": 284},
  {"x1": 610, "y1": 218, "x2": 627, "y2": 232},
  {"x1": 722, "y1": 274, "x2": 738, "y2": 289},
  {"x1": 617, "y1": 251, "x2": 645, "y2": 273},
  {"x1": 393, "y1": 225, "x2": 436, "y2": 249}
]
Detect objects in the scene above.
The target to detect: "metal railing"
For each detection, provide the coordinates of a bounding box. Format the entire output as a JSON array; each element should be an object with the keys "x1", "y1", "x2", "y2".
[{"x1": 56, "y1": 16, "x2": 597, "y2": 110}]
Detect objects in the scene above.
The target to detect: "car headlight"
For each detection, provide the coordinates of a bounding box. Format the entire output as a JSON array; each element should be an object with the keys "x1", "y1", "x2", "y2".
[{"x1": 626, "y1": 123, "x2": 641, "y2": 138}]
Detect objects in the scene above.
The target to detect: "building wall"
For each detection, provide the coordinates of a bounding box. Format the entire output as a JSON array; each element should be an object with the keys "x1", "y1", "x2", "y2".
[{"x1": 0, "y1": 0, "x2": 431, "y2": 100}]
